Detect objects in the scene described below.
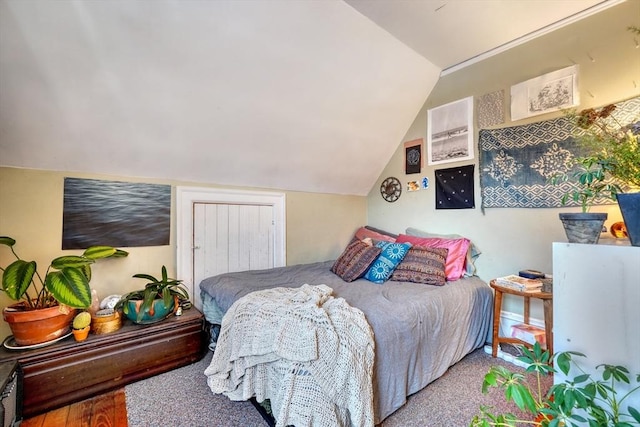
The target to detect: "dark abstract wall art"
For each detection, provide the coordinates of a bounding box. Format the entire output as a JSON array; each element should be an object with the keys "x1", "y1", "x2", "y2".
[{"x1": 62, "y1": 178, "x2": 171, "y2": 249}]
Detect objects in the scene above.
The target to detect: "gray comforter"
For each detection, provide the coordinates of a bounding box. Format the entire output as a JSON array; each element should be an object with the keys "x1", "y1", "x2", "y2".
[{"x1": 199, "y1": 260, "x2": 493, "y2": 424}]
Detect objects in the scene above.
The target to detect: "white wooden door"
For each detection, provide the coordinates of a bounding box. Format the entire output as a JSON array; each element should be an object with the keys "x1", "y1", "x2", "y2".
[
  {"x1": 176, "y1": 187, "x2": 286, "y2": 311},
  {"x1": 192, "y1": 203, "x2": 274, "y2": 309}
]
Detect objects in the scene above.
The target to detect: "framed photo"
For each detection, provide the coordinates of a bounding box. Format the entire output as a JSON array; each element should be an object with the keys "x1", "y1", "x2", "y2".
[
  {"x1": 404, "y1": 138, "x2": 423, "y2": 174},
  {"x1": 510, "y1": 64, "x2": 579, "y2": 121},
  {"x1": 62, "y1": 177, "x2": 171, "y2": 249},
  {"x1": 427, "y1": 97, "x2": 474, "y2": 165}
]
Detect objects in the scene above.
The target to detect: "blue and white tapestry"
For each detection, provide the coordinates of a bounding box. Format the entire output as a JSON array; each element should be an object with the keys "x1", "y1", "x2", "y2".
[{"x1": 479, "y1": 96, "x2": 640, "y2": 209}]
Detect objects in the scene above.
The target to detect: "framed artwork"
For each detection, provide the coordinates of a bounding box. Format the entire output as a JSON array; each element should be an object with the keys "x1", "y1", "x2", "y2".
[
  {"x1": 62, "y1": 178, "x2": 171, "y2": 249},
  {"x1": 511, "y1": 64, "x2": 579, "y2": 121},
  {"x1": 427, "y1": 97, "x2": 474, "y2": 165},
  {"x1": 404, "y1": 138, "x2": 423, "y2": 174}
]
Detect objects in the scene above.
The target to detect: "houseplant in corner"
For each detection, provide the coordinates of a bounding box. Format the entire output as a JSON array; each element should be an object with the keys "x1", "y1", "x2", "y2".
[
  {"x1": 115, "y1": 265, "x2": 189, "y2": 324},
  {"x1": 0, "y1": 236, "x2": 128, "y2": 346},
  {"x1": 573, "y1": 99, "x2": 640, "y2": 246},
  {"x1": 471, "y1": 342, "x2": 640, "y2": 427}
]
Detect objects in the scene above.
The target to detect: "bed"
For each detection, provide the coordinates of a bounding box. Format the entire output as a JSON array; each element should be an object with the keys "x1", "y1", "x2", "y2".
[{"x1": 200, "y1": 227, "x2": 493, "y2": 425}]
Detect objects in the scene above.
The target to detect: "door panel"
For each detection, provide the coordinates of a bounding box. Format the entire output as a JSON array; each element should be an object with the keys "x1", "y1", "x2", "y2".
[{"x1": 192, "y1": 202, "x2": 274, "y2": 309}]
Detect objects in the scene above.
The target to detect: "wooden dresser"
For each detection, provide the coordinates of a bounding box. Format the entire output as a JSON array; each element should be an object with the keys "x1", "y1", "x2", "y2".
[{"x1": 0, "y1": 307, "x2": 207, "y2": 418}]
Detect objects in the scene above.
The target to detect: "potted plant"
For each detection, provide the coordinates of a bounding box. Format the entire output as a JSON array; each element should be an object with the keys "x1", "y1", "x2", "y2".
[
  {"x1": 572, "y1": 98, "x2": 640, "y2": 246},
  {"x1": 471, "y1": 342, "x2": 640, "y2": 426},
  {"x1": 71, "y1": 311, "x2": 91, "y2": 342},
  {"x1": 0, "y1": 236, "x2": 128, "y2": 346},
  {"x1": 115, "y1": 265, "x2": 189, "y2": 324},
  {"x1": 551, "y1": 155, "x2": 621, "y2": 244}
]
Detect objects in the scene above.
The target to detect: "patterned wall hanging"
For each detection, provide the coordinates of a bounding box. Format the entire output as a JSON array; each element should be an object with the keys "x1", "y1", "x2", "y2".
[
  {"x1": 479, "y1": 96, "x2": 640, "y2": 209},
  {"x1": 477, "y1": 90, "x2": 505, "y2": 129},
  {"x1": 435, "y1": 164, "x2": 475, "y2": 209}
]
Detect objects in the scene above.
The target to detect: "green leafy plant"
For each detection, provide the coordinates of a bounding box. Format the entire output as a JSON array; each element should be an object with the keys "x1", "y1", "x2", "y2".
[
  {"x1": 551, "y1": 156, "x2": 622, "y2": 212},
  {"x1": 573, "y1": 103, "x2": 640, "y2": 190},
  {"x1": 471, "y1": 342, "x2": 640, "y2": 427},
  {"x1": 115, "y1": 265, "x2": 189, "y2": 323},
  {"x1": 0, "y1": 236, "x2": 128, "y2": 309}
]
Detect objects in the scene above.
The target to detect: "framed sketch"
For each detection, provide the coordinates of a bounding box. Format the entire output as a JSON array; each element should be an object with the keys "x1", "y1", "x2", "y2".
[
  {"x1": 511, "y1": 64, "x2": 579, "y2": 121},
  {"x1": 427, "y1": 97, "x2": 474, "y2": 165},
  {"x1": 404, "y1": 138, "x2": 423, "y2": 174}
]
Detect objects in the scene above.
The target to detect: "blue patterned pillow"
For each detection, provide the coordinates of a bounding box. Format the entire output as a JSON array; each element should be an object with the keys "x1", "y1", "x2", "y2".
[{"x1": 364, "y1": 242, "x2": 412, "y2": 284}]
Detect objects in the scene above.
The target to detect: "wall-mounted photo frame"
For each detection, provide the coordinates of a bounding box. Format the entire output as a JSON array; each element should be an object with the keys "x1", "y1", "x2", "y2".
[
  {"x1": 404, "y1": 138, "x2": 423, "y2": 174},
  {"x1": 427, "y1": 96, "x2": 474, "y2": 166},
  {"x1": 62, "y1": 177, "x2": 171, "y2": 249},
  {"x1": 510, "y1": 64, "x2": 579, "y2": 121}
]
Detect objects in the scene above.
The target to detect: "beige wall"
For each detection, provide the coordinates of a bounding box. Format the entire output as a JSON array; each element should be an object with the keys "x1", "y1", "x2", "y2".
[
  {"x1": 367, "y1": 2, "x2": 639, "y2": 319},
  {"x1": 0, "y1": 167, "x2": 366, "y2": 338}
]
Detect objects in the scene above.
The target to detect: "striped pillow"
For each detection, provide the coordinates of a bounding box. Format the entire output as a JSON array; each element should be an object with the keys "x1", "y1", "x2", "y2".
[
  {"x1": 331, "y1": 239, "x2": 381, "y2": 282},
  {"x1": 390, "y1": 246, "x2": 448, "y2": 286}
]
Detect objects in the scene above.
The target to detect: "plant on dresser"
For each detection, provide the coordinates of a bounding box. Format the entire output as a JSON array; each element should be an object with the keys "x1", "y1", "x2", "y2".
[
  {"x1": 115, "y1": 265, "x2": 189, "y2": 324},
  {"x1": 471, "y1": 342, "x2": 640, "y2": 427},
  {"x1": 0, "y1": 236, "x2": 128, "y2": 345}
]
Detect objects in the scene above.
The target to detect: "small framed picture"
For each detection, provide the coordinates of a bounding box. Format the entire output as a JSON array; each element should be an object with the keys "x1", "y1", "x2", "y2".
[
  {"x1": 427, "y1": 97, "x2": 474, "y2": 166},
  {"x1": 510, "y1": 65, "x2": 579, "y2": 121},
  {"x1": 404, "y1": 139, "x2": 423, "y2": 174}
]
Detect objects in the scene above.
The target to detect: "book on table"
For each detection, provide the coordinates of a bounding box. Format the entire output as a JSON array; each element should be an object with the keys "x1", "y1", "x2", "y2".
[
  {"x1": 511, "y1": 323, "x2": 546, "y2": 348},
  {"x1": 495, "y1": 274, "x2": 542, "y2": 292}
]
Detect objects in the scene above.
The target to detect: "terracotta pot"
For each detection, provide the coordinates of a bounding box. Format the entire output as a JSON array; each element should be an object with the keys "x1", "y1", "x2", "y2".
[
  {"x1": 72, "y1": 326, "x2": 90, "y2": 342},
  {"x1": 2, "y1": 303, "x2": 76, "y2": 346}
]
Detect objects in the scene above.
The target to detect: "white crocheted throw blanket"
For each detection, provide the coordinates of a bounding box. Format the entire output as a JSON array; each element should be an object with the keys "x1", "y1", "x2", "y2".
[{"x1": 204, "y1": 284, "x2": 375, "y2": 427}]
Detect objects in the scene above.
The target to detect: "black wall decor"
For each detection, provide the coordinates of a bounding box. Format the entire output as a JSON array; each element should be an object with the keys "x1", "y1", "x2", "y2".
[{"x1": 435, "y1": 165, "x2": 475, "y2": 209}]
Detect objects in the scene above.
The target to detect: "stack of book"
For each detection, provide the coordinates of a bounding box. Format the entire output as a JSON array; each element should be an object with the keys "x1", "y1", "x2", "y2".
[
  {"x1": 511, "y1": 323, "x2": 546, "y2": 347},
  {"x1": 495, "y1": 274, "x2": 542, "y2": 292}
]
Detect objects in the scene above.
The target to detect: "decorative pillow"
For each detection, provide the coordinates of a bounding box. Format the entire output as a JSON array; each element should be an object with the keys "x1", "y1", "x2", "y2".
[
  {"x1": 364, "y1": 242, "x2": 412, "y2": 284},
  {"x1": 364, "y1": 225, "x2": 398, "y2": 239},
  {"x1": 390, "y1": 246, "x2": 448, "y2": 286},
  {"x1": 331, "y1": 239, "x2": 382, "y2": 282},
  {"x1": 405, "y1": 227, "x2": 480, "y2": 277},
  {"x1": 395, "y1": 234, "x2": 470, "y2": 281},
  {"x1": 354, "y1": 226, "x2": 396, "y2": 244}
]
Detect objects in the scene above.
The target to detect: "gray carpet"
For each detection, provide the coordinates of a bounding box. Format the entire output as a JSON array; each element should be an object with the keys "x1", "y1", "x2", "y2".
[{"x1": 125, "y1": 345, "x2": 550, "y2": 427}]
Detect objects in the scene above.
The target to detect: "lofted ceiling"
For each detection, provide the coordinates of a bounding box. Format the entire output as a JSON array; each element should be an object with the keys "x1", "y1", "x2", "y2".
[{"x1": 0, "y1": 0, "x2": 619, "y2": 196}]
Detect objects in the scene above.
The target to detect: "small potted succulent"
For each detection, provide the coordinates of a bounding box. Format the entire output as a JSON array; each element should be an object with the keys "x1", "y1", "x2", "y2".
[
  {"x1": 71, "y1": 311, "x2": 91, "y2": 342},
  {"x1": 115, "y1": 266, "x2": 189, "y2": 324}
]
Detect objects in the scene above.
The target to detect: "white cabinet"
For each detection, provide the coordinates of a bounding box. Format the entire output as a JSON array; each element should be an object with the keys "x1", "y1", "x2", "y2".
[{"x1": 553, "y1": 241, "x2": 640, "y2": 412}]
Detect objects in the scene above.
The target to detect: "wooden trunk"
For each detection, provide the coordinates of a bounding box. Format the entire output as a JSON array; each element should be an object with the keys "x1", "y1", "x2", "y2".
[{"x1": 0, "y1": 307, "x2": 206, "y2": 418}]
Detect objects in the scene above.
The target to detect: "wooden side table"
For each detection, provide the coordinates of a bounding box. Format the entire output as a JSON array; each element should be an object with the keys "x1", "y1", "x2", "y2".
[{"x1": 490, "y1": 280, "x2": 553, "y2": 358}]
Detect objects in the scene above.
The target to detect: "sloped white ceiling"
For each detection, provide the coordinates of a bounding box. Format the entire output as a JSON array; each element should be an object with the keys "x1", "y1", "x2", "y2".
[
  {"x1": 345, "y1": 0, "x2": 608, "y2": 71},
  {"x1": 0, "y1": 0, "x2": 614, "y2": 195},
  {"x1": 0, "y1": 0, "x2": 439, "y2": 195}
]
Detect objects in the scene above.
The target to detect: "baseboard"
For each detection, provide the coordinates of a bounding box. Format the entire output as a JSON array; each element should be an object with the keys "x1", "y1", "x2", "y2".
[{"x1": 483, "y1": 345, "x2": 529, "y2": 368}]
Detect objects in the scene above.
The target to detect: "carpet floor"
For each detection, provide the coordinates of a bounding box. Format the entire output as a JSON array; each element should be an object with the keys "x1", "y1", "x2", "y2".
[{"x1": 125, "y1": 345, "x2": 551, "y2": 427}]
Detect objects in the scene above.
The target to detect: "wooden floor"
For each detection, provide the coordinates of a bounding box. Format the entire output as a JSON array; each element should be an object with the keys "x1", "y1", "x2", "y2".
[{"x1": 21, "y1": 389, "x2": 128, "y2": 427}]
